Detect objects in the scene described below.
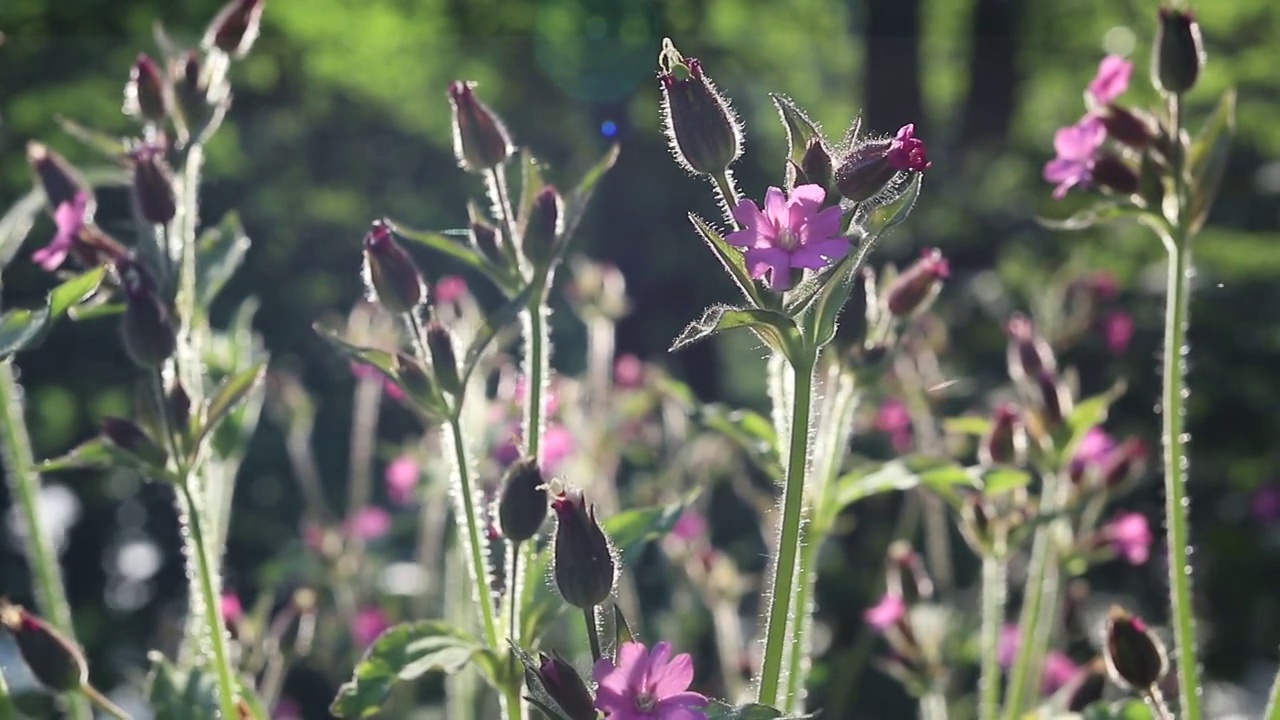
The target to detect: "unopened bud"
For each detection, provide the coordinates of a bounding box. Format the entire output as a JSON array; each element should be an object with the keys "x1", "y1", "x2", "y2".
[
  {"x1": 886, "y1": 248, "x2": 949, "y2": 317},
  {"x1": 132, "y1": 144, "x2": 177, "y2": 224},
  {"x1": 1093, "y1": 154, "x2": 1139, "y2": 196},
  {"x1": 499, "y1": 458, "x2": 548, "y2": 544},
  {"x1": 1098, "y1": 106, "x2": 1156, "y2": 149},
  {"x1": 1034, "y1": 370, "x2": 1072, "y2": 428},
  {"x1": 1005, "y1": 313, "x2": 1056, "y2": 386},
  {"x1": 362, "y1": 220, "x2": 424, "y2": 314},
  {"x1": 425, "y1": 321, "x2": 460, "y2": 395},
  {"x1": 0, "y1": 600, "x2": 87, "y2": 693},
  {"x1": 125, "y1": 54, "x2": 169, "y2": 122},
  {"x1": 169, "y1": 381, "x2": 192, "y2": 433},
  {"x1": 394, "y1": 352, "x2": 437, "y2": 406},
  {"x1": 799, "y1": 138, "x2": 835, "y2": 192},
  {"x1": 656, "y1": 39, "x2": 743, "y2": 175},
  {"x1": 467, "y1": 203, "x2": 503, "y2": 264},
  {"x1": 171, "y1": 51, "x2": 229, "y2": 142},
  {"x1": 203, "y1": 0, "x2": 265, "y2": 58},
  {"x1": 101, "y1": 417, "x2": 168, "y2": 467},
  {"x1": 447, "y1": 81, "x2": 513, "y2": 172},
  {"x1": 120, "y1": 263, "x2": 178, "y2": 368},
  {"x1": 835, "y1": 124, "x2": 930, "y2": 202},
  {"x1": 1099, "y1": 438, "x2": 1148, "y2": 488},
  {"x1": 1103, "y1": 607, "x2": 1168, "y2": 690},
  {"x1": 528, "y1": 653, "x2": 596, "y2": 720},
  {"x1": 1063, "y1": 658, "x2": 1108, "y2": 711},
  {"x1": 27, "y1": 142, "x2": 91, "y2": 211},
  {"x1": 522, "y1": 186, "x2": 563, "y2": 267},
  {"x1": 552, "y1": 490, "x2": 615, "y2": 608},
  {"x1": 886, "y1": 541, "x2": 933, "y2": 602},
  {"x1": 979, "y1": 404, "x2": 1027, "y2": 467},
  {"x1": 1153, "y1": 8, "x2": 1204, "y2": 95}
]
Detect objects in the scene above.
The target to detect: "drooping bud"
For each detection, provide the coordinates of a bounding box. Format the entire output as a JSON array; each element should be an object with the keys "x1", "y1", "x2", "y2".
[
  {"x1": 1034, "y1": 370, "x2": 1073, "y2": 428},
  {"x1": 447, "y1": 81, "x2": 513, "y2": 172},
  {"x1": 120, "y1": 262, "x2": 178, "y2": 368},
  {"x1": 361, "y1": 220, "x2": 424, "y2": 314},
  {"x1": 101, "y1": 417, "x2": 168, "y2": 467},
  {"x1": 26, "y1": 142, "x2": 92, "y2": 211},
  {"x1": 203, "y1": 0, "x2": 266, "y2": 58},
  {"x1": 499, "y1": 458, "x2": 548, "y2": 543},
  {"x1": 1097, "y1": 106, "x2": 1157, "y2": 149},
  {"x1": 1005, "y1": 313, "x2": 1057, "y2": 386},
  {"x1": 1152, "y1": 8, "x2": 1204, "y2": 95},
  {"x1": 1092, "y1": 154, "x2": 1140, "y2": 196},
  {"x1": 656, "y1": 38, "x2": 743, "y2": 175},
  {"x1": 1103, "y1": 607, "x2": 1168, "y2": 690},
  {"x1": 798, "y1": 137, "x2": 834, "y2": 192},
  {"x1": 551, "y1": 490, "x2": 615, "y2": 608},
  {"x1": 131, "y1": 144, "x2": 177, "y2": 224},
  {"x1": 527, "y1": 653, "x2": 597, "y2": 720},
  {"x1": 425, "y1": 321, "x2": 461, "y2": 395},
  {"x1": 124, "y1": 54, "x2": 169, "y2": 122},
  {"x1": 979, "y1": 403, "x2": 1027, "y2": 467},
  {"x1": 885, "y1": 248, "x2": 949, "y2": 317},
  {"x1": 467, "y1": 203, "x2": 503, "y2": 264},
  {"x1": 0, "y1": 600, "x2": 87, "y2": 693},
  {"x1": 835, "y1": 124, "x2": 930, "y2": 202},
  {"x1": 522, "y1": 186, "x2": 563, "y2": 268}
]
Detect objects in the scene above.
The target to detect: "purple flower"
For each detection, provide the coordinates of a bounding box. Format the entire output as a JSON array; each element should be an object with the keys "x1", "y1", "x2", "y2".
[
  {"x1": 273, "y1": 696, "x2": 303, "y2": 720},
  {"x1": 345, "y1": 506, "x2": 392, "y2": 540},
  {"x1": 220, "y1": 593, "x2": 242, "y2": 624},
  {"x1": 1042, "y1": 651, "x2": 1081, "y2": 694},
  {"x1": 1104, "y1": 512, "x2": 1153, "y2": 565},
  {"x1": 863, "y1": 592, "x2": 906, "y2": 632},
  {"x1": 33, "y1": 191, "x2": 89, "y2": 271},
  {"x1": 1251, "y1": 485, "x2": 1280, "y2": 525},
  {"x1": 350, "y1": 606, "x2": 390, "y2": 648},
  {"x1": 1070, "y1": 427, "x2": 1116, "y2": 483},
  {"x1": 1043, "y1": 118, "x2": 1106, "y2": 199},
  {"x1": 1101, "y1": 310, "x2": 1134, "y2": 355},
  {"x1": 614, "y1": 354, "x2": 645, "y2": 389},
  {"x1": 998, "y1": 624, "x2": 1021, "y2": 666},
  {"x1": 1087, "y1": 55, "x2": 1133, "y2": 106},
  {"x1": 434, "y1": 275, "x2": 468, "y2": 304},
  {"x1": 887, "y1": 124, "x2": 931, "y2": 172},
  {"x1": 593, "y1": 641, "x2": 708, "y2": 719},
  {"x1": 724, "y1": 185, "x2": 847, "y2": 291},
  {"x1": 384, "y1": 455, "x2": 419, "y2": 506},
  {"x1": 875, "y1": 399, "x2": 913, "y2": 453}
]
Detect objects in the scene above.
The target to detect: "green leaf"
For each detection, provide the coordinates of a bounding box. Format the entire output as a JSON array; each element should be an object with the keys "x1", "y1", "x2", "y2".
[
  {"x1": 1186, "y1": 88, "x2": 1236, "y2": 234},
  {"x1": 68, "y1": 301, "x2": 125, "y2": 322},
  {"x1": 49, "y1": 266, "x2": 107, "y2": 316},
  {"x1": 944, "y1": 416, "x2": 991, "y2": 437},
  {"x1": 613, "y1": 603, "x2": 636, "y2": 650},
  {"x1": 461, "y1": 281, "x2": 537, "y2": 384},
  {"x1": 194, "y1": 363, "x2": 265, "y2": 449},
  {"x1": 315, "y1": 323, "x2": 399, "y2": 378},
  {"x1": 330, "y1": 622, "x2": 481, "y2": 719},
  {"x1": 979, "y1": 466, "x2": 1032, "y2": 496},
  {"x1": 690, "y1": 213, "x2": 761, "y2": 307},
  {"x1": 769, "y1": 94, "x2": 824, "y2": 166},
  {"x1": 804, "y1": 249, "x2": 861, "y2": 348},
  {"x1": 0, "y1": 267, "x2": 106, "y2": 359},
  {"x1": 54, "y1": 115, "x2": 129, "y2": 158},
  {"x1": 196, "y1": 212, "x2": 251, "y2": 307},
  {"x1": 561, "y1": 143, "x2": 621, "y2": 243},
  {"x1": 1036, "y1": 200, "x2": 1147, "y2": 232},
  {"x1": 834, "y1": 460, "x2": 920, "y2": 509},
  {"x1": 144, "y1": 652, "x2": 219, "y2": 720},
  {"x1": 516, "y1": 151, "x2": 547, "y2": 232},
  {"x1": 0, "y1": 188, "x2": 46, "y2": 271},
  {"x1": 390, "y1": 220, "x2": 505, "y2": 284},
  {"x1": 671, "y1": 304, "x2": 798, "y2": 361},
  {"x1": 38, "y1": 436, "x2": 178, "y2": 482},
  {"x1": 863, "y1": 172, "x2": 923, "y2": 240},
  {"x1": 602, "y1": 493, "x2": 698, "y2": 566},
  {"x1": 694, "y1": 404, "x2": 782, "y2": 481},
  {"x1": 705, "y1": 700, "x2": 816, "y2": 719},
  {"x1": 1057, "y1": 381, "x2": 1126, "y2": 465}
]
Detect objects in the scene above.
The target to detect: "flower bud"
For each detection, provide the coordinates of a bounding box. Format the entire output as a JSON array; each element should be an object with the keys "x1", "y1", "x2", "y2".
[
  {"x1": 124, "y1": 54, "x2": 169, "y2": 122},
  {"x1": 425, "y1": 321, "x2": 461, "y2": 395},
  {"x1": 656, "y1": 38, "x2": 743, "y2": 175},
  {"x1": 169, "y1": 381, "x2": 192, "y2": 433},
  {"x1": 885, "y1": 248, "x2": 949, "y2": 317},
  {"x1": 1063, "y1": 658, "x2": 1108, "y2": 711},
  {"x1": 499, "y1": 458, "x2": 548, "y2": 543},
  {"x1": 361, "y1": 220, "x2": 424, "y2": 314},
  {"x1": 120, "y1": 262, "x2": 178, "y2": 368},
  {"x1": 522, "y1": 186, "x2": 563, "y2": 268},
  {"x1": 835, "y1": 124, "x2": 930, "y2": 202},
  {"x1": 1005, "y1": 313, "x2": 1056, "y2": 386},
  {"x1": 1103, "y1": 606, "x2": 1168, "y2": 690},
  {"x1": 1152, "y1": 8, "x2": 1204, "y2": 95},
  {"x1": 527, "y1": 653, "x2": 596, "y2": 720},
  {"x1": 0, "y1": 600, "x2": 87, "y2": 693},
  {"x1": 551, "y1": 490, "x2": 615, "y2": 608},
  {"x1": 171, "y1": 51, "x2": 230, "y2": 142},
  {"x1": 958, "y1": 494, "x2": 997, "y2": 554},
  {"x1": 101, "y1": 416, "x2": 168, "y2": 467},
  {"x1": 1092, "y1": 154, "x2": 1139, "y2": 196},
  {"x1": 203, "y1": 0, "x2": 265, "y2": 58},
  {"x1": 467, "y1": 203, "x2": 503, "y2": 264},
  {"x1": 393, "y1": 352, "x2": 437, "y2": 406},
  {"x1": 1098, "y1": 106, "x2": 1157, "y2": 149},
  {"x1": 1034, "y1": 370, "x2": 1073, "y2": 428},
  {"x1": 886, "y1": 541, "x2": 934, "y2": 603},
  {"x1": 798, "y1": 137, "x2": 835, "y2": 192},
  {"x1": 979, "y1": 403, "x2": 1027, "y2": 467},
  {"x1": 131, "y1": 144, "x2": 177, "y2": 224},
  {"x1": 447, "y1": 81, "x2": 513, "y2": 172},
  {"x1": 27, "y1": 141, "x2": 91, "y2": 211},
  {"x1": 1098, "y1": 438, "x2": 1148, "y2": 488}
]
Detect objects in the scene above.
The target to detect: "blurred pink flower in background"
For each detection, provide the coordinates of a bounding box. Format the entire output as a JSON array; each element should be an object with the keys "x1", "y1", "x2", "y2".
[
  {"x1": 220, "y1": 593, "x2": 242, "y2": 624},
  {"x1": 1070, "y1": 427, "x2": 1116, "y2": 481},
  {"x1": 593, "y1": 641, "x2": 707, "y2": 719},
  {"x1": 614, "y1": 353, "x2": 645, "y2": 389},
  {"x1": 384, "y1": 455, "x2": 419, "y2": 505},
  {"x1": 1101, "y1": 310, "x2": 1134, "y2": 355},
  {"x1": 345, "y1": 506, "x2": 392, "y2": 540},
  {"x1": 999, "y1": 625, "x2": 1080, "y2": 694},
  {"x1": 1104, "y1": 512, "x2": 1153, "y2": 565},
  {"x1": 875, "y1": 399, "x2": 912, "y2": 453},
  {"x1": 349, "y1": 361, "x2": 405, "y2": 402},
  {"x1": 1087, "y1": 55, "x2": 1133, "y2": 105},
  {"x1": 864, "y1": 592, "x2": 906, "y2": 632},
  {"x1": 350, "y1": 606, "x2": 390, "y2": 648},
  {"x1": 495, "y1": 422, "x2": 574, "y2": 473},
  {"x1": 1251, "y1": 484, "x2": 1280, "y2": 525},
  {"x1": 434, "y1": 274, "x2": 468, "y2": 304},
  {"x1": 273, "y1": 696, "x2": 303, "y2": 720}
]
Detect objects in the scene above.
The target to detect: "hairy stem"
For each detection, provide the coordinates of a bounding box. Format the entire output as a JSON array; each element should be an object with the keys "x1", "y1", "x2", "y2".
[
  {"x1": 584, "y1": 606, "x2": 603, "y2": 663},
  {"x1": 711, "y1": 171, "x2": 743, "y2": 228},
  {"x1": 80, "y1": 684, "x2": 132, "y2": 720},
  {"x1": 1264, "y1": 662, "x2": 1280, "y2": 720},
  {"x1": 0, "y1": 361, "x2": 90, "y2": 720},
  {"x1": 979, "y1": 553, "x2": 1007, "y2": 720},
  {"x1": 180, "y1": 482, "x2": 241, "y2": 718},
  {"x1": 1146, "y1": 686, "x2": 1175, "y2": 720},
  {"x1": 1002, "y1": 473, "x2": 1061, "y2": 719},
  {"x1": 445, "y1": 417, "x2": 500, "y2": 650},
  {"x1": 757, "y1": 350, "x2": 816, "y2": 707}
]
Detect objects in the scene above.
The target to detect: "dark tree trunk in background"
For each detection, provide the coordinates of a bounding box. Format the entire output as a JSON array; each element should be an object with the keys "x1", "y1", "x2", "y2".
[
  {"x1": 959, "y1": 0, "x2": 1020, "y2": 146},
  {"x1": 863, "y1": 0, "x2": 926, "y2": 137}
]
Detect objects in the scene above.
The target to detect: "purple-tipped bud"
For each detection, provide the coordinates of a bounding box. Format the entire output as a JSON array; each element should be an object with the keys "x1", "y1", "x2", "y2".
[
  {"x1": 125, "y1": 54, "x2": 169, "y2": 122},
  {"x1": 657, "y1": 39, "x2": 743, "y2": 175},
  {"x1": 522, "y1": 186, "x2": 563, "y2": 267},
  {"x1": 1098, "y1": 106, "x2": 1157, "y2": 149},
  {"x1": 1103, "y1": 607, "x2": 1168, "y2": 690},
  {"x1": 979, "y1": 404, "x2": 1027, "y2": 467},
  {"x1": 203, "y1": 0, "x2": 265, "y2": 58},
  {"x1": 425, "y1": 321, "x2": 460, "y2": 395},
  {"x1": 362, "y1": 220, "x2": 424, "y2": 314},
  {"x1": 1034, "y1": 370, "x2": 1073, "y2": 428},
  {"x1": 447, "y1": 81, "x2": 514, "y2": 172},
  {"x1": 1005, "y1": 313, "x2": 1057, "y2": 386},
  {"x1": 835, "y1": 124, "x2": 931, "y2": 202},
  {"x1": 1092, "y1": 154, "x2": 1140, "y2": 196},
  {"x1": 467, "y1": 204, "x2": 503, "y2": 264},
  {"x1": 886, "y1": 248, "x2": 949, "y2": 317},
  {"x1": 1153, "y1": 8, "x2": 1204, "y2": 95},
  {"x1": 499, "y1": 458, "x2": 548, "y2": 543},
  {"x1": 798, "y1": 137, "x2": 835, "y2": 192},
  {"x1": 551, "y1": 490, "x2": 615, "y2": 608},
  {"x1": 120, "y1": 262, "x2": 178, "y2": 368},
  {"x1": 26, "y1": 142, "x2": 91, "y2": 211},
  {"x1": 528, "y1": 653, "x2": 596, "y2": 720},
  {"x1": 131, "y1": 144, "x2": 176, "y2": 224},
  {"x1": 0, "y1": 600, "x2": 87, "y2": 693},
  {"x1": 101, "y1": 417, "x2": 168, "y2": 467}
]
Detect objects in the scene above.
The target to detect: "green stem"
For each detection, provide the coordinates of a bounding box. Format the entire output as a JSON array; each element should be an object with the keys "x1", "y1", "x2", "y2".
[
  {"x1": 80, "y1": 683, "x2": 132, "y2": 720},
  {"x1": 1264, "y1": 662, "x2": 1280, "y2": 720},
  {"x1": 521, "y1": 294, "x2": 548, "y2": 461},
  {"x1": 921, "y1": 690, "x2": 949, "y2": 720},
  {"x1": 1001, "y1": 473, "x2": 1061, "y2": 720},
  {"x1": 756, "y1": 351, "x2": 816, "y2": 707},
  {"x1": 179, "y1": 482, "x2": 241, "y2": 720},
  {"x1": 0, "y1": 361, "x2": 91, "y2": 720},
  {"x1": 978, "y1": 552, "x2": 1007, "y2": 720},
  {"x1": 1146, "y1": 686, "x2": 1175, "y2": 720},
  {"x1": 505, "y1": 541, "x2": 526, "y2": 720},
  {"x1": 711, "y1": 172, "x2": 743, "y2": 228},
  {"x1": 584, "y1": 606, "x2": 603, "y2": 663},
  {"x1": 446, "y1": 417, "x2": 501, "y2": 650}
]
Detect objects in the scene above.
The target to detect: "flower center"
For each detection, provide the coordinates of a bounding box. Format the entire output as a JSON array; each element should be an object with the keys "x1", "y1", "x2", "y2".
[
  {"x1": 635, "y1": 692, "x2": 657, "y2": 712},
  {"x1": 776, "y1": 227, "x2": 798, "y2": 250}
]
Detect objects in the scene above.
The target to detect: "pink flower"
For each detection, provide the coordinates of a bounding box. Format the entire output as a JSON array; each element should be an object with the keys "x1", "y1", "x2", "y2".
[
  {"x1": 542, "y1": 423, "x2": 575, "y2": 471},
  {"x1": 1070, "y1": 427, "x2": 1116, "y2": 482},
  {"x1": 1044, "y1": 117, "x2": 1106, "y2": 199},
  {"x1": 349, "y1": 362, "x2": 406, "y2": 402},
  {"x1": 221, "y1": 593, "x2": 242, "y2": 624},
  {"x1": 1087, "y1": 55, "x2": 1133, "y2": 106},
  {"x1": 670, "y1": 511, "x2": 706, "y2": 544},
  {"x1": 273, "y1": 696, "x2": 303, "y2": 720},
  {"x1": 514, "y1": 375, "x2": 561, "y2": 416},
  {"x1": 345, "y1": 506, "x2": 392, "y2": 540},
  {"x1": 435, "y1": 275, "x2": 468, "y2": 304},
  {"x1": 1101, "y1": 310, "x2": 1134, "y2": 355},
  {"x1": 33, "y1": 191, "x2": 89, "y2": 271},
  {"x1": 350, "y1": 606, "x2": 390, "y2": 648},
  {"x1": 875, "y1": 399, "x2": 912, "y2": 453},
  {"x1": 614, "y1": 354, "x2": 645, "y2": 389},
  {"x1": 724, "y1": 185, "x2": 847, "y2": 291},
  {"x1": 863, "y1": 592, "x2": 906, "y2": 632},
  {"x1": 384, "y1": 455, "x2": 419, "y2": 505},
  {"x1": 593, "y1": 641, "x2": 708, "y2": 719},
  {"x1": 1085, "y1": 271, "x2": 1120, "y2": 302},
  {"x1": 1104, "y1": 512, "x2": 1153, "y2": 565},
  {"x1": 1042, "y1": 651, "x2": 1081, "y2": 694},
  {"x1": 887, "y1": 124, "x2": 931, "y2": 172},
  {"x1": 1251, "y1": 485, "x2": 1280, "y2": 525}
]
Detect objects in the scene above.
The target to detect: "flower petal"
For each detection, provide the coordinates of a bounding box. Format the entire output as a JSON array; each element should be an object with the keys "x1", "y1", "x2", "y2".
[
  {"x1": 800, "y1": 205, "x2": 843, "y2": 244},
  {"x1": 649, "y1": 651, "x2": 694, "y2": 697},
  {"x1": 744, "y1": 247, "x2": 792, "y2": 290},
  {"x1": 730, "y1": 199, "x2": 764, "y2": 236},
  {"x1": 1052, "y1": 119, "x2": 1104, "y2": 161},
  {"x1": 1043, "y1": 158, "x2": 1087, "y2": 185},
  {"x1": 790, "y1": 238, "x2": 849, "y2": 270},
  {"x1": 655, "y1": 692, "x2": 710, "y2": 716},
  {"x1": 1088, "y1": 55, "x2": 1133, "y2": 105},
  {"x1": 762, "y1": 186, "x2": 788, "y2": 229}
]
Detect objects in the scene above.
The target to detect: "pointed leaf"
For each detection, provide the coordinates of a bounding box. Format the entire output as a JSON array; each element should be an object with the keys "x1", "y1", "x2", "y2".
[
  {"x1": 705, "y1": 700, "x2": 816, "y2": 719},
  {"x1": 863, "y1": 172, "x2": 923, "y2": 241},
  {"x1": 516, "y1": 151, "x2": 547, "y2": 231},
  {"x1": 197, "y1": 212, "x2": 251, "y2": 306},
  {"x1": 602, "y1": 492, "x2": 699, "y2": 566},
  {"x1": 461, "y1": 281, "x2": 537, "y2": 384},
  {"x1": 770, "y1": 94, "x2": 824, "y2": 166},
  {"x1": 145, "y1": 652, "x2": 219, "y2": 720},
  {"x1": 1056, "y1": 381, "x2": 1126, "y2": 464},
  {"x1": 1037, "y1": 200, "x2": 1149, "y2": 232},
  {"x1": 193, "y1": 363, "x2": 265, "y2": 451},
  {"x1": 690, "y1": 213, "x2": 761, "y2": 307},
  {"x1": 49, "y1": 266, "x2": 107, "y2": 317},
  {"x1": 980, "y1": 467, "x2": 1032, "y2": 496},
  {"x1": 804, "y1": 250, "x2": 861, "y2": 348},
  {"x1": 389, "y1": 220, "x2": 505, "y2": 284},
  {"x1": 613, "y1": 604, "x2": 636, "y2": 649},
  {"x1": 330, "y1": 622, "x2": 481, "y2": 718},
  {"x1": 315, "y1": 324, "x2": 400, "y2": 379},
  {"x1": 1186, "y1": 88, "x2": 1235, "y2": 234},
  {"x1": 54, "y1": 116, "x2": 129, "y2": 158},
  {"x1": 561, "y1": 143, "x2": 620, "y2": 243},
  {"x1": 671, "y1": 304, "x2": 798, "y2": 361},
  {"x1": 0, "y1": 188, "x2": 45, "y2": 271},
  {"x1": 0, "y1": 307, "x2": 50, "y2": 359}
]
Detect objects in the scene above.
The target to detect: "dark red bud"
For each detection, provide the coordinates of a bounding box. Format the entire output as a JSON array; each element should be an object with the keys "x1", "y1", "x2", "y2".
[
  {"x1": 979, "y1": 403, "x2": 1027, "y2": 467},
  {"x1": 1064, "y1": 658, "x2": 1108, "y2": 711},
  {"x1": 0, "y1": 600, "x2": 87, "y2": 693},
  {"x1": 1103, "y1": 606, "x2": 1168, "y2": 690},
  {"x1": 120, "y1": 263, "x2": 178, "y2": 368},
  {"x1": 522, "y1": 186, "x2": 563, "y2": 267},
  {"x1": 131, "y1": 145, "x2": 177, "y2": 224},
  {"x1": 551, "y1": 490, "x2": 615, "y2": 608},
  {"x1": 657, "y1": 39, "x2": 743, "y2": 175},
  {"x1": 425, "y1": 321, "x2": 460, "y2": 395},
  {"x1": 101, "y1": 416, "x2": 168, "y2": 467},
  {"x1": 1005, "y1": 313, "x2": 1057, "y2": 386},
  {"x1": 1093, "y1": 154, "x2": 1140, "y2": 196},
  {"x1": 1098, "y1": 106, "x2": 1157, "y2": 149},
  {"x1": 204, "y1": 0, "x2": 265, "y2": 58},
  {"x1": 467, "y1": 204, "x2": 503, "y2": 264},
  {"x1": 529, "y1": 654, "x2": 596, "y2": 720},
  {"x1": 498, "y1": 458, "x2": 548, "y2": 543},
  {"x1": 447, "y1": 81, "x2": 513, "y2": 172},
  {"x1": 125, "y1": 53, "x2": 169, "y2": 122},
  {"x1": 361, "y1": 220, "x2": 424, "y2": 314},
  {"x1": 1034, "y1": 370, "x2": 1073, "y2": 428},
  {"x1": 1153, "y1": 8, "x2": 1204, "y2": 95},
  {"x1": 26, "y1": 142, "x2": 91, "y2": 211},
  {"x1": 834, "y1": 140, "x2": 896, "y2": 202},
  {"x1": 1099, "y1": 438, "x2": 1148, "y2": 488},
  {"x1": 885, "y1": 248, "x2": 949, "y2": 317}
]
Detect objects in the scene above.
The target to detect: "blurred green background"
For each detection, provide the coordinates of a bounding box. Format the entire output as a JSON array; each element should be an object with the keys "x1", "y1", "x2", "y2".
[{"x1": 2, "y1": 0, "x2": 1279, "y2": 716}]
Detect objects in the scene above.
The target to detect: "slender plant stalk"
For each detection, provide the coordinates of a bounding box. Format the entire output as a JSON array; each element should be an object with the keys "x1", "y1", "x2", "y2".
[
  {"x1": 0, "y1": 667, "x2": 13, "y2": 720},
  {"x1": 0, "y1": 361, "x2": 91, "y2": 720},
  {"x1": 584, "y1": 606, "x2": 603, "y2": 663},
  {"x1": 712, "y1": 171, "x2": 744, "y2": 228},
  {"x1": 921, "y1": 689, "x2": 950, "y2": 720},
  {"x1": 978, "y1": 552, "x2": 1007, "y2": 720},
  {"x1": 179, "y1": 482, "x2": 241, "y2": 719},
  {"x1": 1264, "y1": 663, "x2": 1280, "y2": 720},
  {"x1": 1146, "y1": 686, "x2": 1175, "y2": 720},
  {"x1": 80, "y1": 684, "x2": 132, "y2": 720},
  {"x1": 445, "y1": 417, "x2": 501, "y2": 650},
  {"x1": 757, "y1": 351, "x2": 816, "y2": 707}
]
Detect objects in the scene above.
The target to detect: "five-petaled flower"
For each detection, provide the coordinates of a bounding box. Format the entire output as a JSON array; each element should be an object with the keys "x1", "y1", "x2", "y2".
[
  {"x1": 725, "y1": 184, "x2": 846, "y2": 291},
  {"x1": 594, "y1": 641, "x2": 708, "y2": 719},
  {"x1": 33, "y1": 191, "x2": 89, "y2": 271},
  {"x1": 1043, "y1": 117, "x2": 1106, "y2": 199}
]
